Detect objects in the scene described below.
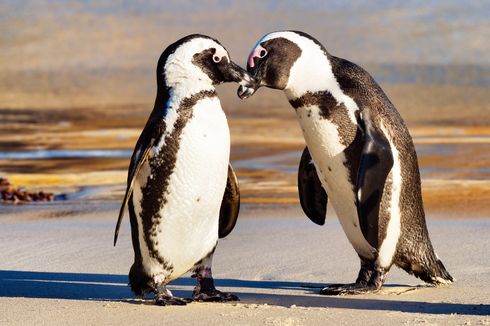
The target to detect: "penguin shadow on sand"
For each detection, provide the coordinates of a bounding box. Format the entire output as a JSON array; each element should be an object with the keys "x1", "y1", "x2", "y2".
[{"x1": 1, "y1": 270, "x2": 488, "y2": 315}]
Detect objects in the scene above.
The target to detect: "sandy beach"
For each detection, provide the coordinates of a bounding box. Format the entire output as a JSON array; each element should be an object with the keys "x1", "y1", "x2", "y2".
[{"x1": 1, "y1": 204, "x2": 489, "y2": 325}]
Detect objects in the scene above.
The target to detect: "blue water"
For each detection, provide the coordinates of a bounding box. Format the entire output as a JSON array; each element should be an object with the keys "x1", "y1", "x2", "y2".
[
  {"x1": 0, "y1": 149, "x2": 132, "y2": 160},
  {"x1": 0, "y1": 143, "x2": 487, "y2": 180},
  {"x1": 234, "y1": 151, "x2": 300, "y2": 174}
]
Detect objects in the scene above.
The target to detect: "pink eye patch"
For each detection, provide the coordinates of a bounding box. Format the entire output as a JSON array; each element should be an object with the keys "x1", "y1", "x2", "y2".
[{"x1": 247, "y1": 44, "x2": 266, "y2": 68}]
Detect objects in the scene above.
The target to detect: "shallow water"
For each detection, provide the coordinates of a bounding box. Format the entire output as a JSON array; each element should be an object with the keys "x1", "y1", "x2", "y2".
[
  {"x1": 2, "y1": 136, "x2": 488, "y2": 211},
  {"x1": 0, "y1": 149, "x2": 133, "y2": 160}
]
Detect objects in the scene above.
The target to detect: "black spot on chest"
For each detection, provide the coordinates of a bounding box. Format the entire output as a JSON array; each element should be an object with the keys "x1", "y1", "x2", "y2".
[{"x1": 290, "y1": 91, "x2": 362, "y2": 185}]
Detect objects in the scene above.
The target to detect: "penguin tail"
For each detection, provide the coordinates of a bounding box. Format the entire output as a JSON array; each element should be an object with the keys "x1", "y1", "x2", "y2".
[
  {"x1": 129, "y1": 263, "x2": 153, "y2": 296},
  {"x1": 401, "y1": 254, "x2": 454, "y2": 285},
  {"x1": 396, "y1": 248, "x2": 454, "y2": 285},
  {"x1": 424, "y1": 257, "x2": 454, "y2": 285}
]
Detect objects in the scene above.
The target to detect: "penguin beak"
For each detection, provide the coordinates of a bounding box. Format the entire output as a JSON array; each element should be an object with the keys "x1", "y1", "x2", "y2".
[
  {"x1": 237, "y1": 78, "x2": 258, "y2": 99},
  {"x1": 224, "y1": 60, "x2": 256, "y2": 99},
  {"x1": 237, "y1": 51, "x2": 263, "y2": 99},
  {"x1": 217, "y1": 60, "x2": 257, "y2": 99},
  {"x1": 237, "y1": 64, "x2": 260, "y2": 99},
  {"x1": 221, "y1": 60, "x2": 255, "y2": 85}
]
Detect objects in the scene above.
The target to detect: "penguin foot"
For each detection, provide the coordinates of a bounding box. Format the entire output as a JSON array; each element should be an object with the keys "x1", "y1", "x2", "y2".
[
  {"x1": 191, "y1": 254, "x2": 239, "y2": 302},
  {"x1": 320, "y1": 283, "x2": 380, "y2": 296},
  {"x1": 193, "y1": 289, "x2": 239, "y2": 302},
  {"x1": 155, "y1": 295, "x2": 193, "y2": 306},
  {"x1": 153, "y1": 277, "x2": 193, "y2": 306},
  {"x1": 321, "y1": 263, "x2": 387, "y2": 295}
]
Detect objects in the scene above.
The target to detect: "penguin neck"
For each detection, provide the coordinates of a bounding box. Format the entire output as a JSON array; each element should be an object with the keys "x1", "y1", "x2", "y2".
[
  {"x1": 150, "y1": 80, "x2": 218, "y2": 152},
  {"x1": 164, "y1": 59, "x2": 214, "y2": 95},
  {"x1": 154, "y1": 79, "x2": 215, "y2": 112},
  {"x1": 263, "y1": 32, "x2": 333, "y2": 101},
  {"x1": 283, "y1": 47, "x2": 335, "y2": 100},
  {"x1": 284, "y1": 54, "x2": 360, "y2": 119},
  {"x1": 167, "y1": 79, "x2": 215, "y2": 102}
]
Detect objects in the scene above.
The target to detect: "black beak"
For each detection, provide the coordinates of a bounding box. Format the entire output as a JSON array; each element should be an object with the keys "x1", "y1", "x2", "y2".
[
  {"x1": 236, "y1": 60, "x2": 263, "y2": 99},
  {"x1": 221, "y1": 60, "x2": 254, "y2": 84},
  {"x1": 237, "y1": 64, "x2": 260, "y2": 99},
  {"x1": 218, "y1": 60, "x2": 257, "y2": 99},
  {"x1": 237, "y1": 81, "x2": 259, "y2": 99},
  {"x1": 220, "y1": 60, "x2": 256, "y2": 99}
]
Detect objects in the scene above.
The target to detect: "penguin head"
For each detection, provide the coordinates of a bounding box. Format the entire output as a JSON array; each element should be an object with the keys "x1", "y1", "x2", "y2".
[
  {"x1": 158, "y1": 34, "x2": 253, "y2": 89},
  {"x1": 238, "y1": 31, "x2": 329, "y2": 99}
]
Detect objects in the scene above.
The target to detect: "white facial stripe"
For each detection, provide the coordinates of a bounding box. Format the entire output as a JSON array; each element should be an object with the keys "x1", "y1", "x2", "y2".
[
  {"x1": 164, "y1": 37, "x2": 227, "y2": 86},
  {"x1": 214, "y1": 47, "x2": 229, "y2": 62},
  {"x1": 262, "y1": 31, "x2": 359, "y2": 123}
]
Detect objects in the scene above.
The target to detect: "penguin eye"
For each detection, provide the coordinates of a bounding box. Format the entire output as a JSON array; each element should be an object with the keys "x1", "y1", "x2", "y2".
[
  {"x1": 213, "y1": 55, "x2": 221, "y2": 63},
  {"x1": 258, "y1": 49, "x2": 268, "y2": 58}
]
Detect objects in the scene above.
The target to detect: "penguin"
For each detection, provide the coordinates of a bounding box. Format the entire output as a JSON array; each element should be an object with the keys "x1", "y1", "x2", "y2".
[
  {"x1": 238, "y1": 31, "x2": 453, "y2": 295},
  {"x1": 114, "y1": 34, "x2": 252, "y2": 305}
]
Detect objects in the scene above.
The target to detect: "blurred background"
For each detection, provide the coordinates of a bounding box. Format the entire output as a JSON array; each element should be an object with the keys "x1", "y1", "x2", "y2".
[{"x1": 1, "y1": 0, "x2": 489, "y2": 217}]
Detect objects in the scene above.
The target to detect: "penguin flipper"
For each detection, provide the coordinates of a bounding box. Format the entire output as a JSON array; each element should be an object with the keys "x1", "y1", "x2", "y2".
[
  {"x1": 298, "y1": 147, "x2": 328, "y2": 225},
  {"x1": 114, "y1": 143, "x2": 153, "y2": 246},
  {"x1": 356, "y1": 109, "x2": 394, "y2": 249},
  {"x1": 218, "y1": 163, "x2": 240, "y2": 238}
]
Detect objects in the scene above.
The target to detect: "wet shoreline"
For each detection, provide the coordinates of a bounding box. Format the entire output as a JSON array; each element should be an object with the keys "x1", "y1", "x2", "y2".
[{"x1": 1, "y1": 126, "x2": 489, "y2": 219}]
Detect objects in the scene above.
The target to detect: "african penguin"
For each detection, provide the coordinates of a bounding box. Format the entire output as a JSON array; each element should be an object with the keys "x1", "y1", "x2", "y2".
[
  {"x1": 239, "y1": 31, "x2": 453, "y2": 295},
  {"x1": 114, "y1": 34, "x2": 252, "y2": 305}
]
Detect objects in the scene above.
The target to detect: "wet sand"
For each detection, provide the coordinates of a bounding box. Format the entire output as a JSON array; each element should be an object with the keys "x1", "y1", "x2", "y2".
[
  {"x1": 0, "y1": 206, "x2": 489, "y2": 325},
  {"x1": 2, "y1": 108, "x2": 489, "y2": 217}
]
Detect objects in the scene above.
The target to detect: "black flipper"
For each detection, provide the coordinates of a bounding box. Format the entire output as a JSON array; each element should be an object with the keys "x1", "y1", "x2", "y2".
[
  {"x1": 114, "y1": 135, "x2": 156, "y2": 246},
  {"x1": 218, "y1": 164, "x2": 240, "y2": 238},
  {"x1": 298, "y1": 147, "x2": 328, "y2": 225},
  {"x1": 356, "y1": 108, "x2": 394, "y2": 249}
]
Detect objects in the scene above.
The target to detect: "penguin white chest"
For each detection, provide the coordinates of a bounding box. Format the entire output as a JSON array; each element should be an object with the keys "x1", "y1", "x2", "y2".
[
  {"x1": 296, "y1": 106, "x2": 374, "y2": 259},
  {"x1": 133, "y1": 97, "x2": 230, "y2": 280}
]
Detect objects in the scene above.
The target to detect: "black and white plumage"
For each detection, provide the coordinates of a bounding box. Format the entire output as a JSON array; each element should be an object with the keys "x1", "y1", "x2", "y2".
[
  {"x1": 239, "y1": 31, "x2": 453, "y2": 295},
  {"x1": 114, "y1": 34, "x2": 252, "y2": 305}
]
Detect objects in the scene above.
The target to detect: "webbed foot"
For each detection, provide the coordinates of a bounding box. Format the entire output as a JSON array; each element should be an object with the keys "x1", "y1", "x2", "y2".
[
  {"x1": 191, "y1": 249, "x2": 239, "y2": 303},
  {"x1": 320, "y1": 283, "x2": 379, "y2": 295},
  {"x1": 320, "y1": 266, "x2": 387, "y2": 296},
  {"x1": 155, "y1": 294, "x2": 192, "y2": 306},
  {"x1": 153, "y1": 275, "x2": 192, "y2": 306},
  {"x1": 193, "y1": 288, "x2": 239, "y2": 302}
]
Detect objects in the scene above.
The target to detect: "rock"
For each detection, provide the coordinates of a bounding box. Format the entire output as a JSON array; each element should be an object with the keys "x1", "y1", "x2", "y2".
[{"x1": 0, "y1": 177, "x2": 60, "y2": 204}]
